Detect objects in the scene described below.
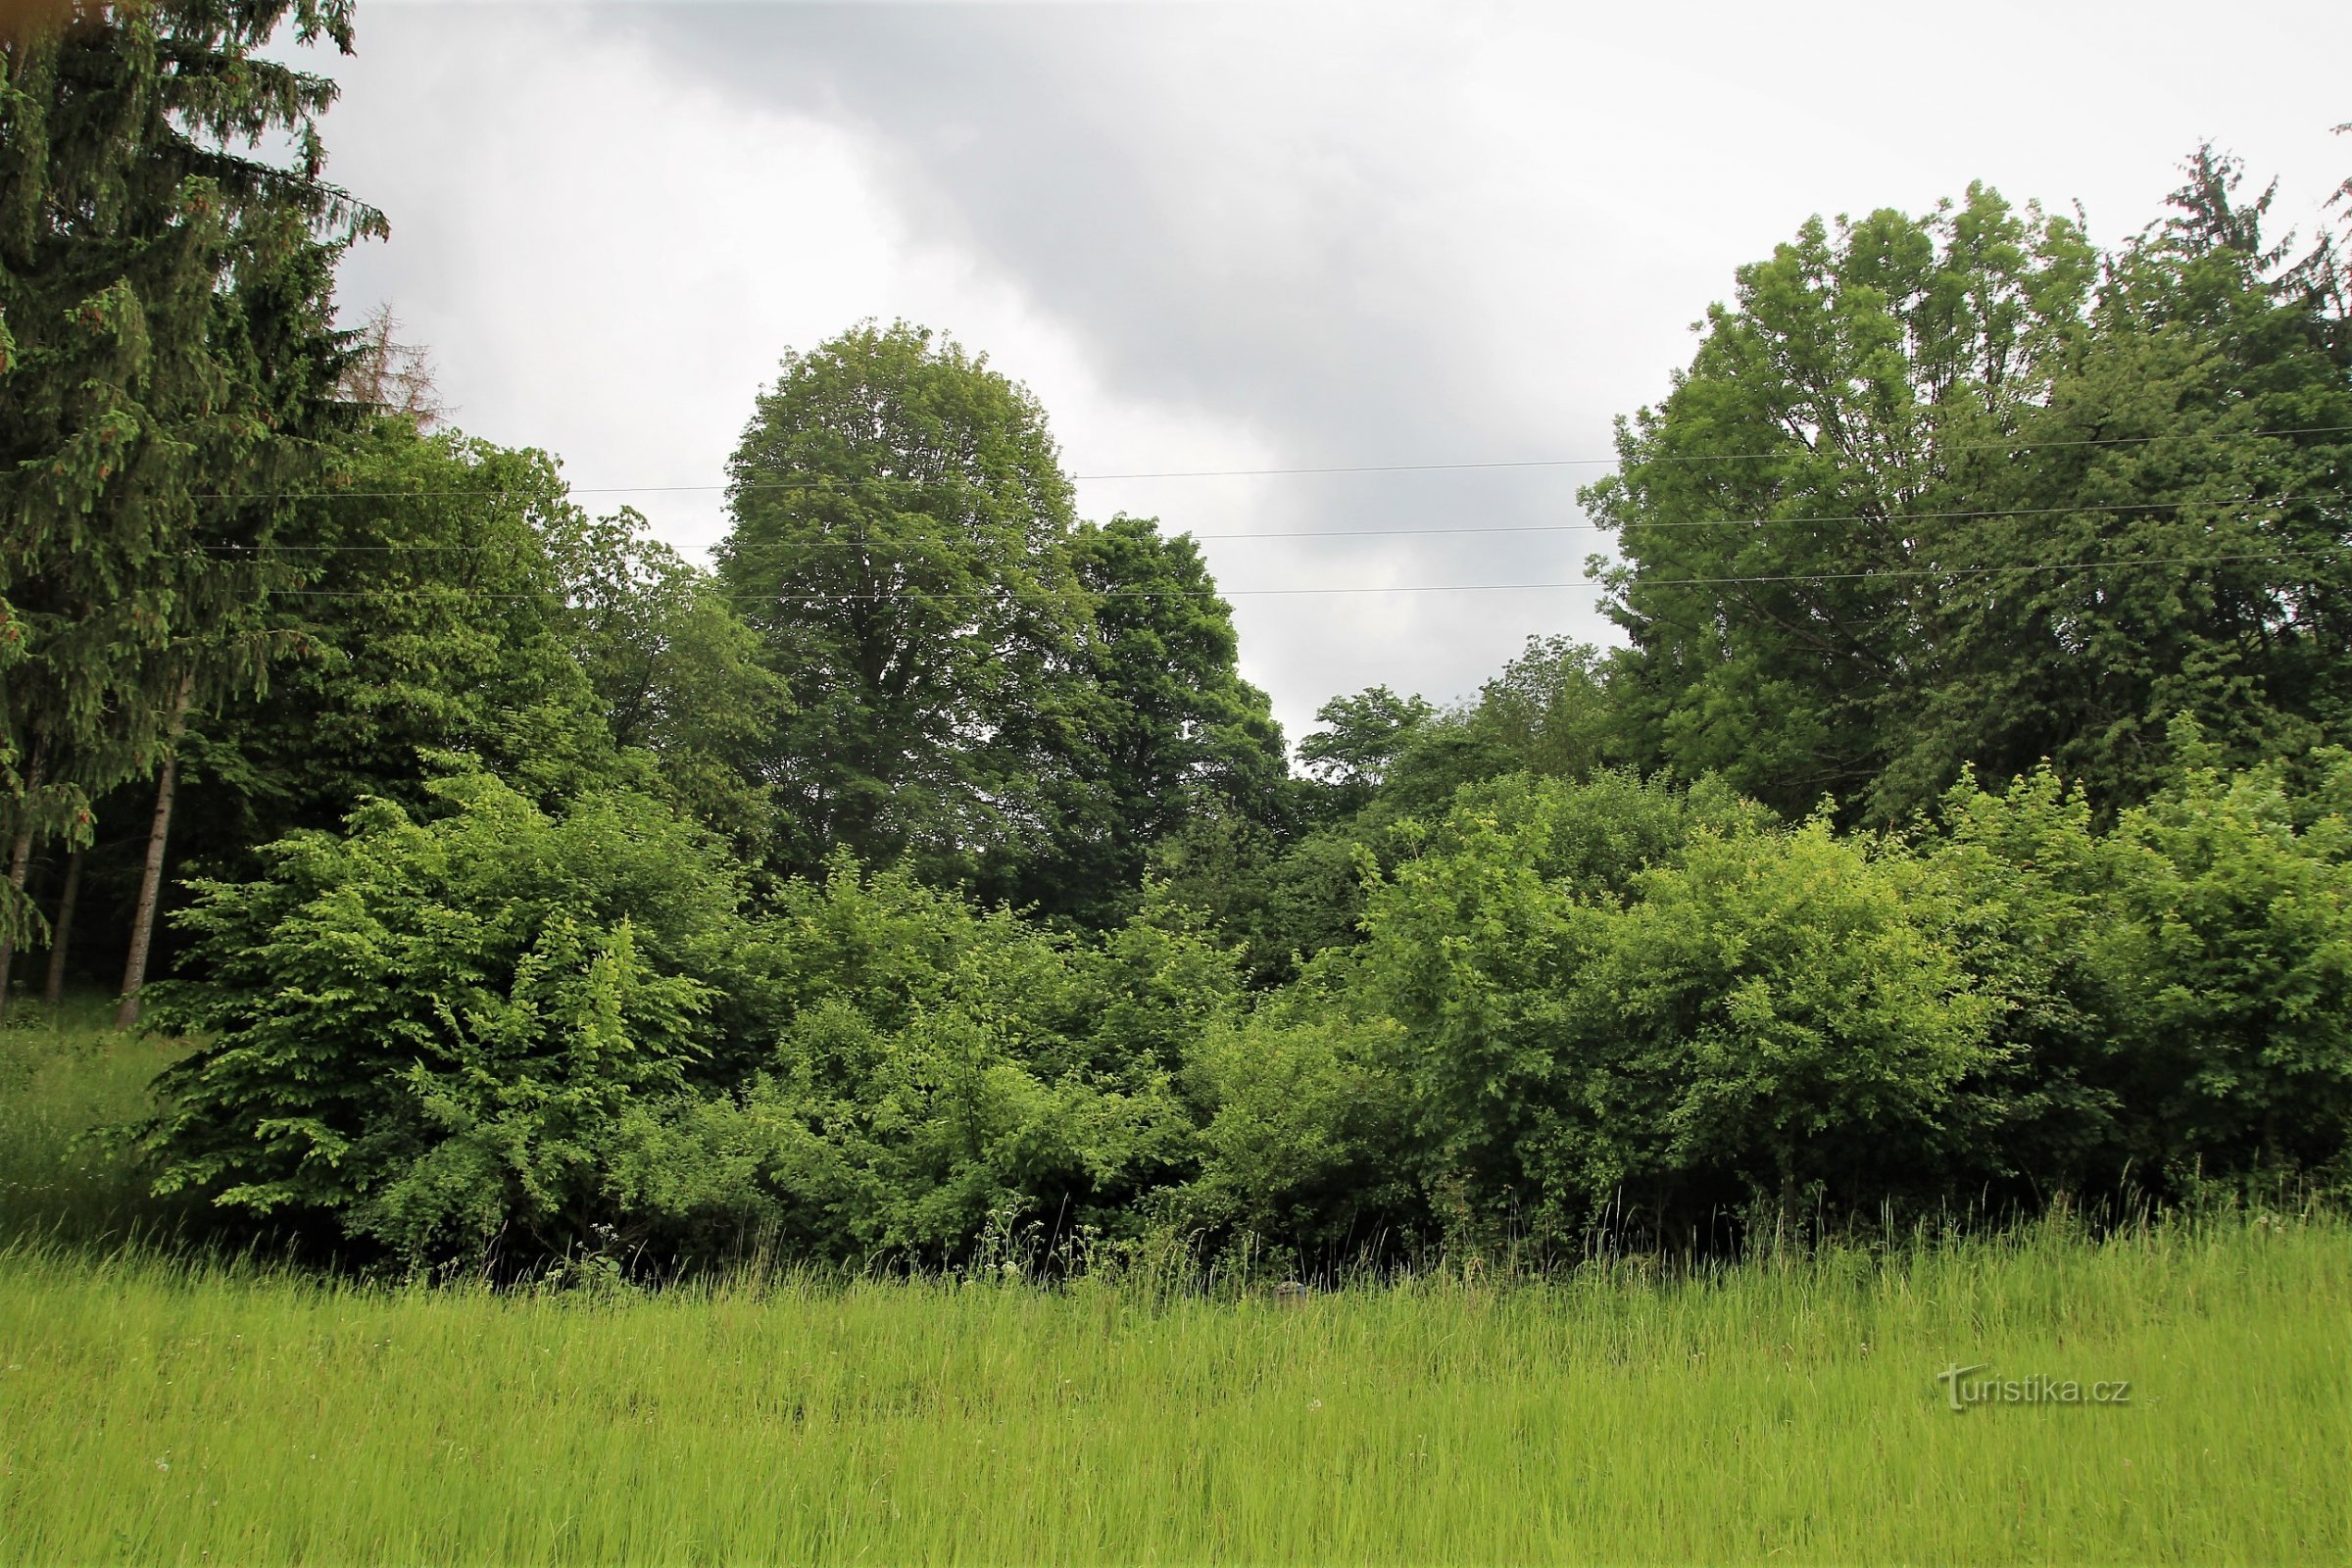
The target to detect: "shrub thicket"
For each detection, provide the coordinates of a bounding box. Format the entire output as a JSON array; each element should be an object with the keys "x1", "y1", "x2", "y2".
[{"x1": 134, "y1": 734, "x2": 2352, "y2": 1269}]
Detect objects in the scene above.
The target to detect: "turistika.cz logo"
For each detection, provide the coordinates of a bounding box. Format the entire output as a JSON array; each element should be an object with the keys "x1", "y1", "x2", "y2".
[{"x1": 1935, "y1": 1362, "x2": 2132, "y2": 1412}]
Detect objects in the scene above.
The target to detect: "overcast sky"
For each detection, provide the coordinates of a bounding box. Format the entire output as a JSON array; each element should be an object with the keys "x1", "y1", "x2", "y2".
[{"x1": 313, "y1": 1, "x2": 2352, "y2": 742}]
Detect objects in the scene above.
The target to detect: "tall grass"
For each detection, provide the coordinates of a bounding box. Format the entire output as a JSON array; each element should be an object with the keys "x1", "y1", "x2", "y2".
[
  {"x1": 1, "y1": 1014, "x2": 2347, "y2": 1563},
  {"x1": 0, "y1": 999, "x2": 190, "y2": 1248},
  {"x1": 1, "y1": 1213, "x2": 2344, "y2": 1563}
]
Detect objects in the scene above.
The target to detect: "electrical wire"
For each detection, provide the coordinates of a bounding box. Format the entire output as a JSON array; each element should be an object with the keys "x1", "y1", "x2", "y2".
[
  {"x1": 249, "y1": 545, "x2": 2351, "y2": 603},
  {"x1": 1067, "y1": 423, "x2": 2352, "y2": 480},
  {"x1": 180, "y1": 422, "x2": 2352, "y2": 503},
  {"x1": 180, "y1": 492, "x2": 2352, "y2": 556}
]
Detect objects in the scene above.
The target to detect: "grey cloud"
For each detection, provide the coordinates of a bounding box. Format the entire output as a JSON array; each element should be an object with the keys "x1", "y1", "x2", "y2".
[
  {"x1": 315, "y1": 0, "x2": 2352, "y2": 738},
  {"x1": 590, "y1": 3, "x2": 1635, "y2": 725},
  {"x1": 605, "y1": 5, "x2": 1538, "y2": 446}
]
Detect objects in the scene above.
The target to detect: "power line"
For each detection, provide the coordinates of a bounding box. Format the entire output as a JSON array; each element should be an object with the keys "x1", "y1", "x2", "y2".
[
  {"x1": 184, "y1": 423, "x2": 2352, "y2": 503},
  {"x1": 767, "y1": 548, "x2": 2351, "y2": 599},
  {"x1": 1201, "y1": 493, "x2": 2351, "y2": 541},
  {"x1": 184, "y1": 491, "x2": 2352, "y2": 556},
  {"x1": 1067, "y1": 423, "x2": 2352, "y2": 481},
  {"x1": 258, "y1": 546, "x2": 2349, "y2": 603}
]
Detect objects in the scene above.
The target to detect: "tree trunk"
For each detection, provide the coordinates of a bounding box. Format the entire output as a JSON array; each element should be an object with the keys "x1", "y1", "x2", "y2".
[
  {"x1": 0, "y1": 815, "x2": 33, "y2": 1023},
  {"x1": 117, "y1": 684, "x2": 193, "y2": 1030},
  {"x1": 1772, "y1": 1152, "x2": 1799, "y2": 1265},
  {"x1": 44, "y1": 846, "x2": 83, "y2": 1008},
  {"x1": 0, "y1": 741, "x2": 46, "y2": 1023}
]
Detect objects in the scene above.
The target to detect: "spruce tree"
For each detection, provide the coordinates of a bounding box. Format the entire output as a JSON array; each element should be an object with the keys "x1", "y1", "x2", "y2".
[{"x1": 0, "y1": 0, "x2": 379, "y2": 1014}]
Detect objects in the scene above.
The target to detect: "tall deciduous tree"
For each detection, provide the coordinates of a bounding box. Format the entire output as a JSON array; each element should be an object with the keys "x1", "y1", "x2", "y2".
[
  {"x1": 1583, "y1": 184, "x2": 2096, "y2": 820},
  {"x1": 717, "y1": 321, "x2": 1089, "y2": 885},
  {"x1": 1894, "y1": 151, "x2": 2352, "y2": 811},
  {"x1": 1296, "y1": 686, "x2": 1434, "y2": 813},
  {"x1": 545, "y1": 504, "x2": 792, "y2": 864},
  {"x1": 988, "y1": 514, "x2": 1287, "y2": 924},
  {"x1": 1587, "y1": 161, "x2": 2351, "y2": 822}
]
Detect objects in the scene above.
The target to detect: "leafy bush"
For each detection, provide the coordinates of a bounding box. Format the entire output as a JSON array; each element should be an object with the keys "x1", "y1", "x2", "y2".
[
  {"x1": 1175, "y1": 998, "x2": 1416, "y2": 1254},
  {"x1": 706, "y1": 868, "x2": 1228, "y2": 1261},
  {"x1": 143, "y1": 802, "x2": 1261, "y2": 1268},
  {"x1": 2101, "y1": 744, "x2": 2352, "y2": 1177},
  {"x1": 141, "y1": 775, "x2": 757, "y2": 1262},
  {"x1": 1923, "y1": 729, "x2": 2352, "y2": 1196},
  {"x1": 1356, "y1": 770, "x2": 1996, "y2": 1242},
  {"x1": 134, "y1": 734, "x2": 2352, "y2": 1273},
  {"x1": 1573, "y1": 823, "x2": 1996, "y2": 1224}
]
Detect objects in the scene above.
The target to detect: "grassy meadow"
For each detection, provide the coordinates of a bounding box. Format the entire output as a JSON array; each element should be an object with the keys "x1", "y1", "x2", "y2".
[{"x1": 4, "y1": 1013, "x2": 2350, "y2": 1565}]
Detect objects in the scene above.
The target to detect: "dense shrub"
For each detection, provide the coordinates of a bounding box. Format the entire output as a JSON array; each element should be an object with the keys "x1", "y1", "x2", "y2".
[
  {"x1": 1175, "y1": 997, "x2": 1416, "y2": 1253},
  {"x1": 1353, "y1": 771, "x2": 1995, "y2": 1243},
  {"x1": 695, "y1": 867, "x2": 1226, "y2": 1261},
  {"x1": 141, "y1": 775, "x2": 758, "y2": 1260},
  {"x1": 135, "y1": 740, "x2": 2352, "y2": 1271},
  {"x1": 143, "y1": 802, "x2": 1250, "y2": 1268},
  {"x1": 1923, "y1": 729, "x2": 2352, "y2": 1195}
]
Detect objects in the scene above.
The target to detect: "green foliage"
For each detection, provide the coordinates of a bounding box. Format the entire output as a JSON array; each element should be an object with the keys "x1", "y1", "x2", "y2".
[
  {"x1": 24, "y1": 108, "x2": 2352, "y2": 1276},
  {"x1": 2100, "y1": 739, "x2": 2352, "y2": 1173},
  {"x1": 1177, "y1": 1003, "x2": 1416, "y2": 1251},
  {"x1": 1921, "y1": 727, "x2": 2352, "y2": 1192},
  {"x1": 1580, "y1": 825, "x2": 1997, "y2": 1213},
  {"x1": 717, "y1": 321, "x2": 1088, "y2": 885},
  {"x1": 990, "y1": 514, "x2": 1288, "y2": 925},
  {"x1": 137, "y1": 795, "x2": 1257, "y2": 1267},
  {"x1": 1169, "y1": 642, "x2": 1625, "y2": 987},
  {"x1": 1354, "y1": 770, "x2": 1989, "y2": 1238},
  {"x1": 178, "y1": 424, "x2": 628, "y2": 876},
  {"x1": 1380, "y1": 637, "x2": 1620, "y2": 817},
  {"x1": 1151, "y1": 812, "x2": 1377, "y2": 987},
  {"x1": 1295, "y1": 684, "x2": 1433, "y2": 811},
  {"x1": 719, "y1": 328, "x2": 1283, "y2": 922},
  {"x1": 1584, "y1": 184, "x2": 2096, "y2": 818},
  {"x1": 1889, "y1": 156, "x2": 2352, "y2": 815},
  {"x1": 706, "y1": 868, "x2": 1232, "y2": 1260},
  {"x1": 140, "y1": 775, "x2": 755, "y2": 1260},
  {"x1": 545, "y1": 504, "x2": 792, "y2": 862},
  {"x1": 0, "y1": 0, "x2": 383, "y2": 936},
  {"x1": 1589, "y1": 158, "x2": 2352, "y2": 824},
  {"x1": 1903, "y1": 764, "x2": 2130, "y2": 1190}
]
